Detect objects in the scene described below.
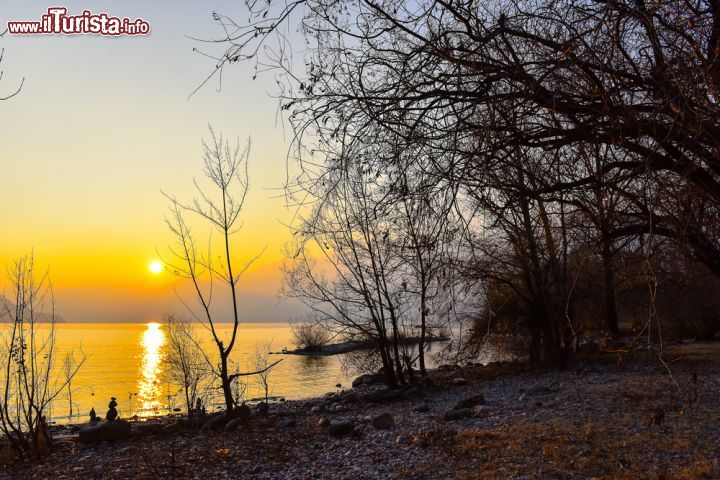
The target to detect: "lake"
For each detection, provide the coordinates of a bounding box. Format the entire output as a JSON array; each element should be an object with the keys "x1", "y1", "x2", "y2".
[{"x1": 44, "y1": 322, "x2": 358, "y2": 424}]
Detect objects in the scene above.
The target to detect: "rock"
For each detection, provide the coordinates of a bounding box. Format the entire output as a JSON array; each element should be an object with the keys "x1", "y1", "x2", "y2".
[
  {"x1": 453, "y1": 394, "x2": 485, "y2": 410},
  {"x1": 201, "y1": 415, "x2": 228, "y2": 432},
  {"x1": 372, "y1": 413, "x2": 394, "y2": 430},
  {"x1": 78, "y1": 420, "x2": 132, "y2": 443},
  {"x1": 473, "y1": 405, "x2": 492, "y2": 417},
  {"x1": 341, "y1": 392, "x2": 359, "y2": 404},
  {"x1": 352, "y1": 374, "x2": 384, "y2": 388},
  {"x1": 256, "y1": 418, "x2": 274, "y2": 429},
  {"x1": 256, "y1": 402, "x2": 269, "y2": 417},
  {"x1": 91, "y1": 464, "x2": 103, "y2": 478},
  {"x1": 328, "y1": 420, "x2": 355, "y2": 436},
  {"x1": 276, "y1": 418, "x2": 296, "y2": 430},
  {"x1": 224, "y1": 418, "x2": 244, "y2": 432},
  {"x1": 402, "y1": 387, "x2": 423, "y2": 399},
  {"x1": 236, "y1": 404, "x2": 252, "y2": 424},
  {"x1": 451, "y1": 377, "x2": 467, "y2": 386},
  {"x1": 318, "y1": 416, "x2": 330, "y2": 428},
  {"x1": 311, "y1": 406, "x2": 322, "y2": 413},
  {"x1": 134, "y1": 422, "x2": 164, "y2": 435},
  {"x1": 336, "y1": 383, "x2": 342, "y2": 388},
  {"x1": 443, "y1": 408, "x2": 473, "y2": 421},
  {"x1": 414, "y1": 403, "x2": 431, "y2": 413},
  {"x1": 359, "y1": 389, "x2": 404, "y2": 403},
  {"x1": 330, "y1": 403, "x2": 344, "y2": 413}
]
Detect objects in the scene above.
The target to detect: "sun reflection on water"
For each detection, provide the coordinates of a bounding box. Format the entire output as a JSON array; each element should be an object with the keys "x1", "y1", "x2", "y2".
[{"x1": 137, "y1": 322, "x2": 165, "y2": 414}]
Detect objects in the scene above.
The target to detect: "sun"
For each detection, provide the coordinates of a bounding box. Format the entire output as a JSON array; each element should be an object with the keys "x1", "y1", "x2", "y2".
[{"x1": 148, "y1": 260, "x2": 163, "y2": 275}]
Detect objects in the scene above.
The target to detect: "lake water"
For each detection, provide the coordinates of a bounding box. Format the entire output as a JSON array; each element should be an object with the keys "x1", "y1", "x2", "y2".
[{"x1": 43, "y1": 323, "x2": 356, "y2": 424}]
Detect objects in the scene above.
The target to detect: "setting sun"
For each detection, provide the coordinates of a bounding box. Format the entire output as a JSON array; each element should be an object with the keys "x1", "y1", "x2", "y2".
[{"x1": 148, "y1": 260, "x2": 163, "y2": 275}]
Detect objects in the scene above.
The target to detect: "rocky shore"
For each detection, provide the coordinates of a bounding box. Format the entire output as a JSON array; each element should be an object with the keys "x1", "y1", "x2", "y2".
[{"x1": 3, "y1": 349, "x2": 719, "y2": 479}]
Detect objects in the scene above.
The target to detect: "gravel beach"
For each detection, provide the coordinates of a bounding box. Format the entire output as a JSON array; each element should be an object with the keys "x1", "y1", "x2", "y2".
[{"x1": 4, "y1": 351, "x2": 719, "y2": 479}]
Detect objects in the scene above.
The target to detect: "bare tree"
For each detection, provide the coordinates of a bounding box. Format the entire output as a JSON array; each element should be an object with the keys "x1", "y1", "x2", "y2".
[
  {"x1": 164, "y1": 126, "x2": 279, "y2": 415},
  {"x1": 252, "y1": 342, "x2": 273, "y2": 411},
  {"x1": 163, "y1": 314, "x2": 212, "y2": 416},
  {"x1": 204, "y1": 0, "x2": 720, "y2": 364},
  {"x1": 0, "y1": 254, "x2": 84, "y2": 457},
  {"x1": 62, "y1": 351, "x2": 78, "y2": 419},
  {"x1": 283, "y1": 157, "x2": 414, "y2": 386}
]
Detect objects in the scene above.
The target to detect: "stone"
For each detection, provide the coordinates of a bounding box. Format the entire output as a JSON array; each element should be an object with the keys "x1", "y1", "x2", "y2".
[
  {"x1": 276, "y1": 418, "x2": 296, "y2": 430},
  {"x1": 236, "y1": 404, "x2": 252, "y2": 424},
  {"x1": 453, "y1": 394, "x2": 485, "y2": 410},
  {"x1": 372, "y1": 413, "x2": 394, "y2": 430},
  {"x1": 256, "y1": 402, "x2": 269, "y2": 417},
  {"x1": 341, "y1": 392, "x2": 359, "y2": 404},
  {"x1": 91, "y1": 464, "x2": 103, "y2": 478},
  {"x1": 78, "y1": 420, "x2": 132, "y2": 443},
  {"x1": 328, "y1": 420, "x2": 355, "y2": 436},
  {"x1": 451, "y1": 377, "x2": 467, "y2": 386},
  {"x1": 359, "y1": 389, "x2": 404, "y2": 403},
  {"x1": 352, "y1": 374, "x2": 384, "y2": 388},
  {"x1": 134, "y1": 422, "x2": 163, "y2": 435},
  {"x1": 443, "y1": 408, "x2": 473, "y2": 421},
  {"x1": 311, "y1": 406, "x2": 322, "y2": 413},
  {"x1": 201, "y1": 415, "x2": 228, "y2": 432},
  {"x1": 224, "y1": 418, "x2": 243, "y2": 432},
  {"x1": 318, "y1": 416, "x2": 330, "y2": 427},
  {"x1": 473, "y1": 405, "x2": 492, "y2": 417}
]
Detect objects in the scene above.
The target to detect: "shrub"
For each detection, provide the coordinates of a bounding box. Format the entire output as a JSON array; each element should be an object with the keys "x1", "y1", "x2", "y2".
[{"x1": 291, "y1": 322, "x2": 331, "y2": 352}]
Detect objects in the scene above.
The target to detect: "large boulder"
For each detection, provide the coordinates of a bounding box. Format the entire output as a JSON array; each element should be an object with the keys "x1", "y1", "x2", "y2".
[{"x1": 78, "y1": 420, "x2": 131, "y2": 443}]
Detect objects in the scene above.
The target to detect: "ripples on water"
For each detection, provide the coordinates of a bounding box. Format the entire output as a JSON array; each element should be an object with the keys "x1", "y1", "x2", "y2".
[
  {"x1": 46, "y1": 323, "x2": 355, "y2": 423},
  {"x1": 138, "y1": 322, "x2": 164, "y2": 413}
]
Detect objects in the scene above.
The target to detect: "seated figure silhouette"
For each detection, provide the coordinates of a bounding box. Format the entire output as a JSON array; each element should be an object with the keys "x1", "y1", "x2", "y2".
[
  {"x1": 106, "y1": 397, "x2": 118, "y2": 421},
  {"x1": 89, "y1": 407, "x2": 98, "y2": 423}
]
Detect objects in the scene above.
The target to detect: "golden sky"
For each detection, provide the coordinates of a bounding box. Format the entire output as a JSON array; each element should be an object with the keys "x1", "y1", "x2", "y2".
[{"x1": 1, "y1": 1, "x2": 300, "y2": 322}]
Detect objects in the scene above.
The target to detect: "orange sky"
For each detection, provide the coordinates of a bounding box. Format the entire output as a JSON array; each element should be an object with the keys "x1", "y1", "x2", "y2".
[{"x1": 0, "y1": 1, "x2": 303, "y2": 322}]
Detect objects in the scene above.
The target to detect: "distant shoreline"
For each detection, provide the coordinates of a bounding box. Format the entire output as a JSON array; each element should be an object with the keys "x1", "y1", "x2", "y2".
[{"x1": 273, "y1": 335, "x2": 450, "y2": 357}]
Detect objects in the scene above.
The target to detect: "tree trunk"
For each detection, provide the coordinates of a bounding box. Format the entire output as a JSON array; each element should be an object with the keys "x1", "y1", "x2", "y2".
[
  {"x1": 418, "y1": 288, "x2": 427, "y2": 375},
  {"x1": 600, "y1": 233, "x2": 620, "y2": 336},
  {"x1": 220, "y1": 354, "x2": 234, "y2": 416}
]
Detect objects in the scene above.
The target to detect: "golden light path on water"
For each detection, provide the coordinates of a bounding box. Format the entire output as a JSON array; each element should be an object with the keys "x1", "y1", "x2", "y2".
[{"x1": 137, "y1": 322, "x2": 165, "y2": 414}]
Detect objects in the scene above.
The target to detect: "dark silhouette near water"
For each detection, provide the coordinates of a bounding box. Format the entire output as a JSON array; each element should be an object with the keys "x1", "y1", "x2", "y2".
[
  {"x1": 89, "y1": 407, "x2": 97, "y2": 424},
  {"x1": 106, "y1": 397, "x2": 118, "y2": 421}
]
